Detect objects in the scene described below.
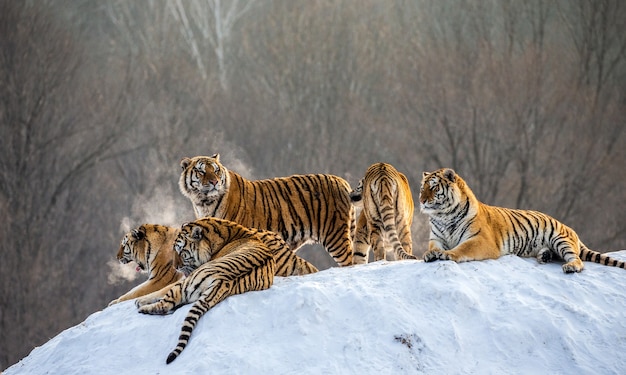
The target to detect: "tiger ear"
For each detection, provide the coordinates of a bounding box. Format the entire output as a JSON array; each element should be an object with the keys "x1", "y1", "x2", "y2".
[
  {"x1": 422, "y1": 172, "x2": 429, "y2": 178},
  {"x1": 180, "y1": 157, "x2": 192, "y2": 170},
  {"x1": 191, "y1": 225, "x2": 204, "y2": 241},
  {"x1": 211, "y1": 153, "x2": 220, "y2": 161},
  {"x1": 443, "y1": 168, "x2": 456, "y2": 182},
  {"x1": 131, "y1": 228, "x2": 145, "y2": 240}
]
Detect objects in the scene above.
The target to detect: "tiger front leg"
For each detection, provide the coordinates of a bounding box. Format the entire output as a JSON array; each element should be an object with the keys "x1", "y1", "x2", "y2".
[
  {"x1": 137, "y1": 284, "x2": 183, "y2": 315},
  {"x1": 424, "y1": 238, "x2": 499, "y2": 263},
  {"x1": 423, "y1": 248, "x2": 447, "y2": 262},
  {"x1": 135, "y1": 284, "x2": 173, "y2": 308},
  {"x1": 138, "y1": 297, "x2": 178, "y2": 315},
  {"x1": 423, "y1": 240, "x2": 448, "y2": 262},
  {"x1": 136, "y1": 284, "x2": 183, "y2": 314}
]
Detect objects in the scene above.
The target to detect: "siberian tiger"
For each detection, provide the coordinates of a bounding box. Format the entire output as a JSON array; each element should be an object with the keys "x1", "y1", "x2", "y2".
[
  {"x1": 179, "y1": 154, "x2": 355, "y2": 266},
  {"x1": 349, "y1": 162, "x2": 416, "y2": 263},
  {"x1": 420, "y1": 168, "x2": 626, "y2": 273},
  {"x1": 136, "y1": 242, "x2": 275, "y2": 364},
  {"x1": 108, "y1": 224, "x2": 184, "y2": 306},
  {"x1": 175, "y1": 217, "x2": 318, "y2": 277}
]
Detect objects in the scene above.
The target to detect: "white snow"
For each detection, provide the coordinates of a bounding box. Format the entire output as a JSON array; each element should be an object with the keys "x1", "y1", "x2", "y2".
[{"x1": 6, "y1": 252, "x2": 626, "y2": 375}]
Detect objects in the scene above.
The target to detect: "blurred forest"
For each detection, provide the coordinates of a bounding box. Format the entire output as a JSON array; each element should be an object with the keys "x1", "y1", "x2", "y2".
[{"x1": 1, "y1": 0, "x2": 625, "y2": 369}]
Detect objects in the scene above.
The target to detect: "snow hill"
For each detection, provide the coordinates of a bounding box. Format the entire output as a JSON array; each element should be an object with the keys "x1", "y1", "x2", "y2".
[{"x1": 5, "y1": 252, "x2": 626, "y2": 375}]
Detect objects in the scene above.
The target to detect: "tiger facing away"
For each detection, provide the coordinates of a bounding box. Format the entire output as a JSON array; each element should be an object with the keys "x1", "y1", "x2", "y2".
[
  {"x1": 420, "y1": 168, "x2": 626, "y2": 273},
  {"x1": 349, "y1": 162, "x2": 416, "y2": 264},
  {"x1": 136, "y1": 242, "x2": 275, "y2": 364},
  {"x1": 179, "y1": 154, "x2": 355, "y2": 266},
  {"x1": 108, "y1": 224, "x2": 184, "y2": 306},
  {"x1": 174, "y1": 217, "x2": 318, "y2": 277}
]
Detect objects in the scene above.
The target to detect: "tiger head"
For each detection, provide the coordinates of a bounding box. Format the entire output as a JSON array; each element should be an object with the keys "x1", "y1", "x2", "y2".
[
  {"x1": 179, "y1": 154, "x2": 229, "y2": 206},
  {"x1": 117, "y1": 227, "x2": 150, "y2": 272},
  {"x1": 173, "y1": 222, "x2": 217, "y2": 276},
  {"x1": 117, "y1": 224, "x2": 182, "y2": 273},
  {"x1": 349, "y1": 179, "x2": 364, "y2": 207},
  {"x1": 419, "y1": 168, "x2": 466, "y2": 215}
]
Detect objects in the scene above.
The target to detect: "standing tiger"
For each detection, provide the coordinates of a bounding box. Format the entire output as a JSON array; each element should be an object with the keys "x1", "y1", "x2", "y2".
[
  {"x1": 349, "y1": 162, "x2": 416, "y2": 264},
  {"x1": 136, "y1": 242, "x2": 275, "y2": 364},
  {"x1": 179, "y1": 154, "x2": 355, "y2": 266},
  {"x1": 175, "y1": 217, "x2": 318, "y2": 277},
  {"x1": 420, "y1": 168, "x2": 626, "y2": 273},
  {"x1": 108, "y1": 224, "x2": 184, "y2": 306}
]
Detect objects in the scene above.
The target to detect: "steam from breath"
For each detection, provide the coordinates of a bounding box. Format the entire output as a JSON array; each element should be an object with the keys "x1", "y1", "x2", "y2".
[{"x1": 107, "y1": 259, "x2": 141, "y2": 285}]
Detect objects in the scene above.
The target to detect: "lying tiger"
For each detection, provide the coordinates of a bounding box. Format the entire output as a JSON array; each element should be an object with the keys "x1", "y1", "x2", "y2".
[
  {"x1": 420, "y1": 168, "x2": 626, "y2": 273},
  {"x1": 110, "y1": 219, "x2": 316, "y2": 306},
  {"x1": 109, "y1": 224, "x2": 184, "y2": 306},
  {"x1": 174, "y1": 217, "x2": 318, "y2": 277},
  {"x1": 136, "y1": 241, "x2": 275, "y2": 364},
  {"x1": 179, "y1": 153, "x2": 355, "y2": 266},
  {"x1": 349, "y1": 162, "x2": 416, "y2": 263}
]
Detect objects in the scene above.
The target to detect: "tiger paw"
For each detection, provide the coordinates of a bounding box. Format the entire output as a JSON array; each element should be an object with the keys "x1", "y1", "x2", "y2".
[
  {"x1": 138, "y1": 302, "x2": 170, "y2": 315},
  {"x1": 536, "y1": 249, "x2": 552, "y2": 264},
  {"x1": 423, "y1": 250, "x2": 444, "y2": 262},
  {"x1": 562, "y1": 260, "x2": 584, "y2": 273}
]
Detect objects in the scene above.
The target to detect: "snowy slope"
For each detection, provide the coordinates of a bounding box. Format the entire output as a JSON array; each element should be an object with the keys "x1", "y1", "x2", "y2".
[{"x1": 5, "y1": 252, "x2": 626, "y2": 375}]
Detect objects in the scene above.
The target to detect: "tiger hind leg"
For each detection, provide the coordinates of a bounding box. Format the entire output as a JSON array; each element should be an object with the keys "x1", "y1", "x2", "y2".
[
  {"x1": 536, "y1": 248, "x2": 553, "y2": 264},
  {"x1": 562, "y1": 258, "x2": 584, "y2": 273},
  {"x1": 370, "y1": 226, "x2": 386, "y2": 261},
  {"x1": 558, "y1": 244, "x2": 584, "y2": 273},
  {"x1": 325, "y1": 226, "x2": 354, "y2": 267},
  {"x1": 351, "y1": 213, "x2": 370, "y2": 265}
]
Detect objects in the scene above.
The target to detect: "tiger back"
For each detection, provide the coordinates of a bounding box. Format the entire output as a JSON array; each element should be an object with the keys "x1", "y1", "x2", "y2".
[
  {"x1": 136, "y1": 241, "x2": 275, "y2": 364},
  {"x1": 109, "y1": 224, "x2": 184, "y2": 306},
  {"x1": 175, "y1": 217, "x2": 318, "y2": 277},
  {"x1": 179, "y1": 154, "x2": 355, "y2": 266},
  {"x1": 420, "y1": 168, "x2": 626, "y2": 273},
  {"x1": 349, "y1": 162, "x2": 416, "y2": 264}
]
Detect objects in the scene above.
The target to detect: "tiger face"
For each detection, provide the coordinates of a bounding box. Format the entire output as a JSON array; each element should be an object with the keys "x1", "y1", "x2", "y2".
[
  {"x1": 117, "y1": 228, "x2": 149, "y2": 272},
  {"x1": 173, "y1": 224, "x2": 210, "y2": 276},
  {"x1": 179, "y1": 154, "x2": 227, "y2": 205},
  {"x1": 419, "y1": 168, "x2": 460, "y2": 214}
]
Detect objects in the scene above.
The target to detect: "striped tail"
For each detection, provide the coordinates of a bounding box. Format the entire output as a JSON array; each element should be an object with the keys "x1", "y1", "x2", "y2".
[
  {"x1": 377, "y1": 177, "x2": 416, "y2": 261},
  {"x1": 392, "y1": 243, "x2": 416, "y2": 260},
  {"x1": 166, "y1": 282, "x2": 231, "y2": 364},
  {"x1": 580, "y1": 244, "x2": 626, "y2": 269}
]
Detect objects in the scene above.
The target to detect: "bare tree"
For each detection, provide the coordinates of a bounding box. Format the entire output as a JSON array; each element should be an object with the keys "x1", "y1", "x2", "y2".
[
  {"x1": 0, "y1": 1, "x2": 140, "y2": 367},
  {"x1": 168, "y1": 0, "x2": 255, "y2": 91}
]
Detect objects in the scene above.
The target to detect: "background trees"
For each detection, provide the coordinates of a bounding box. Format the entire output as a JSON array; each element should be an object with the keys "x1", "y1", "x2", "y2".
[{"x1": 1, "y1": 0, "x2": 624, "y2": 369}]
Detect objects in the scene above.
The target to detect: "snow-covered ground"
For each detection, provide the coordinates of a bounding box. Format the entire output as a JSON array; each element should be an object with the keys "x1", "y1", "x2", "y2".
[{"x1": 6, "y1": 251, "x2": 626, "y2": 375}]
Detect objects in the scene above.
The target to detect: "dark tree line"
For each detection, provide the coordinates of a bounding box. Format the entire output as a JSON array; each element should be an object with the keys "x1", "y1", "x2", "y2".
[{"x1": 1, "y1": 0, "x2": 625, "y2": 369}]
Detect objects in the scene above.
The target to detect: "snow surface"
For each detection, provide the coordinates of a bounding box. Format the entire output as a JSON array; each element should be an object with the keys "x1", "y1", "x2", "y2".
[{"x1": 6, "y1": 252, "x2": 626, "y2": 375}]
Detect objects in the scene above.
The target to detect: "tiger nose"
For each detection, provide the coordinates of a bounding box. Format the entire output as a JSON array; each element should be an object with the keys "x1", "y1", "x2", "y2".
[{"x1": 209, "y1": 179, "x2": 218, "y2": 185}]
